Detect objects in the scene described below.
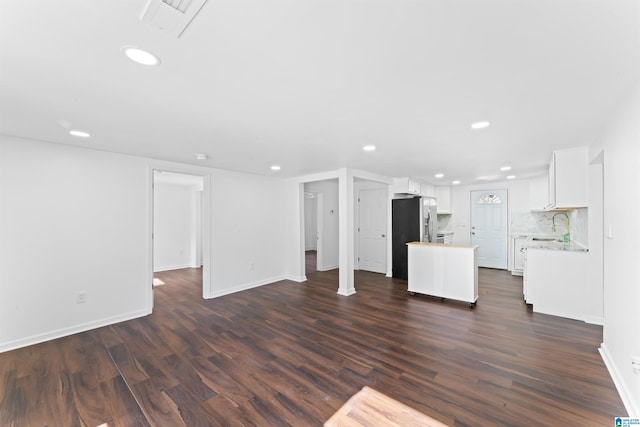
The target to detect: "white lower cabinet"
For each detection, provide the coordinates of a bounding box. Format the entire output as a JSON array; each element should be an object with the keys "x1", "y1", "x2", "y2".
[
  {"x1": 525, "y1": 248, "x2": 587, "y2": 321},
  {"x1": 512, "y1": 236, "x2": 527, "y2": 276}
]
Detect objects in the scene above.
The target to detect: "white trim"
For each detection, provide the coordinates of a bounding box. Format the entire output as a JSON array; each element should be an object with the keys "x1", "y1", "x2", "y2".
[
  {"x1": 350, "y1": 168, "x2": 393, "y2": 185},
  {"x1": 600, "y1": 343, "x2": 639, "y2": 417},
  {"x1": 337, "y1": 288, "x2": 356, "y2": 296},
  {"x1": 0, "y1": 309, "x2": 150, "y2": 354},
  {"x1": 586, "y1": 315, "x2": 604, "y2": 326},
  {"x1": 147, "y1": 166, "x2": 155, "y2": 313},
  {"x1": 318, "y1": 264, "x2": 339, "y2": 271},
  {"x1": 316, "y1": 193, "x2": 324, "y2": 272},
  {"x1": 286, "y1": 275, "x2": 307, "y2": 283},
  {"x1": 207, "y1": 276, "x2": 288, "y2": 298},
  {"x1": 200, "y1": 173, "x2": 212, "y2": 298}
]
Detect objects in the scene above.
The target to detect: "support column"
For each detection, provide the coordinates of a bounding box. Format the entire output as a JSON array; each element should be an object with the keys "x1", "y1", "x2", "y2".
[{"x1": 338, "y1": 168, "x2": 356, "y2": 296}]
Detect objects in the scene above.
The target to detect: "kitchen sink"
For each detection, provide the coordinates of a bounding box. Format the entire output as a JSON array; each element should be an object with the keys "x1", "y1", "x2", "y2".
[{"x1": 532, "y1": 237, "x2": 562, "y2": 242}]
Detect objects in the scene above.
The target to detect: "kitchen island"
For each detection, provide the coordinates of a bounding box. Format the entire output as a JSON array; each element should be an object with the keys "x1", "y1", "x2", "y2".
[{"x1": 407, "y1": 242, "x2": 479, "y2": 306}]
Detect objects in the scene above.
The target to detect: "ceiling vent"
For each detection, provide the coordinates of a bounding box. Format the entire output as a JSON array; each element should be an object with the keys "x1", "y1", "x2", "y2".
[{"x1": 140, "y1": 0, "x2": 208, "y2": 38}]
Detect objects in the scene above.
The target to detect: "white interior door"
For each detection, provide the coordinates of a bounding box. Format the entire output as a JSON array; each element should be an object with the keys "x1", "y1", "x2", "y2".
[
  {"x1": 470, "y1": 189, "x2": 508, "y2": 269},
  {"x1": 358, "y1": 188, "x2": 387, "y2": 274}
]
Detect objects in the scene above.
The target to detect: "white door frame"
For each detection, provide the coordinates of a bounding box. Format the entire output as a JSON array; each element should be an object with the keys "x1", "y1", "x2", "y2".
[
  {"x1": 316, "y1": 193, "x2": 324, "y2": 272},
  {"x1": 148, "y1": 166, "x2": 212, "y2": 313}
]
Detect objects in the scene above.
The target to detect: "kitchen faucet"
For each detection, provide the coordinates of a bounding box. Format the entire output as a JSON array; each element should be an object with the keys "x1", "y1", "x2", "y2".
[{"x1": 552, "y1": 212, "x2": 570, "y2": 241}]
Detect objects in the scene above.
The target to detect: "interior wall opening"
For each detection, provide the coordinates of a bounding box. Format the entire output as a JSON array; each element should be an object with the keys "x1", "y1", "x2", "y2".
[
  {"x1": 152, "y1": 170, "x2": 206, "y2": 304},
  {"x1": 303, "y1": 179, "x2": 339, "y2": 279}
]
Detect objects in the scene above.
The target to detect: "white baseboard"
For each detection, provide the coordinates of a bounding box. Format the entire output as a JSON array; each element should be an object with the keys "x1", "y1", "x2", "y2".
[
  {"x1": 337, "y1": 288, "x2": 356, "y2": 296},
  {"x1": 586, "y1": 315, "x2": 604, "y2": 326},
  {"x1": 0, "y1": 309, "x2": 150, "y2": 354},
  {"x1": 600, "y1": 343, "x2": 639, "y2": 417},
  {"x1": 206, "y1": 275, "x2": 289, "y2": 298},
  {"x1": 318, "y1": 264, "x2": 338, "y2": 272},
  {"x1": 286, "y1": 274, "x2": 307, "y2": 283}
]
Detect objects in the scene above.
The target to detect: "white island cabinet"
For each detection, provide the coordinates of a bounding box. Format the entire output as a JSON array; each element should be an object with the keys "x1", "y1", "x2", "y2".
[{"x1": 407, "y1": 242, "x2": 479, "y2": 306}]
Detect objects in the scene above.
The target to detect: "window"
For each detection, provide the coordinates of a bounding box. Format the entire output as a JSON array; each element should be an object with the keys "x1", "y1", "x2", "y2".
[{"x1": 477, "y1": 193, "x2": 502, "y2": 204}]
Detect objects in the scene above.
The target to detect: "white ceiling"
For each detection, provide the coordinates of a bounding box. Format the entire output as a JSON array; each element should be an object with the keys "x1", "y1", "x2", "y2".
[{"x1": 1, "y1": 0, "x2": 639, "y2": 185}]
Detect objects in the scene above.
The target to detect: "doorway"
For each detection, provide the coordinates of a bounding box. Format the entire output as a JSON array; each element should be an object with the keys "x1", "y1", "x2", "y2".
[
  {"x1": 304, "y1": 191, "x2": 323, "y2": 273},
  {"x1": 470, "y1": 189, "x2": 508, "y2": 269},
  {"x1": 151, "y1": 170, "x2": 209, "y2": 306},
  {"x1": 303, "y1": 180, "x2": 338, "y2": 278}
]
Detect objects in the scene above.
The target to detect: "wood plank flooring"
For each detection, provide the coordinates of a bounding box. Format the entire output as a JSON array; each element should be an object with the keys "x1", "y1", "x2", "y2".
[{"x1": 0, "y1": 256, "x2": 627, "y2": 426}]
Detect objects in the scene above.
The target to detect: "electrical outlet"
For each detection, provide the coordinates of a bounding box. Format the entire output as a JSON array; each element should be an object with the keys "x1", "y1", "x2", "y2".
[{"x1": 76, "y1": 291, "x2": 87, "y2": 304}]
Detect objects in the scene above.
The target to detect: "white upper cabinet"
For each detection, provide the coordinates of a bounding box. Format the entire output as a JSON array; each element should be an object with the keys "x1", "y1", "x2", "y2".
[
  {"x1": 421, "y1": 184, "x2": 436, "y2": 198},
  {"x1": 548, "y1": 146, "x2": 588, "y2": 209},
  {"x1": 393, "y1": 177, "x2": 422, "y2": 195},
  {"x1": 529, "y1": 173, "x2": 549, "y2": 211},
  {"x1": 435, "y1": 186, "x2": 452, "y2": 214}
]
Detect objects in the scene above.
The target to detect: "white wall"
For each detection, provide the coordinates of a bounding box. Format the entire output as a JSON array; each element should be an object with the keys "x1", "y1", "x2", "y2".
[
  {"x1": 598, "y1": 82, "x2": 640, "y2": 416},
  {"x1": 0, "y1": 136, "x2": 151, "y2": 351},
  {"x1": 208, "y1": 169, "x2": 288, "y2": 297},
  {"x1": 153, "y1": 182, "x2": 197, "y2": 271},
  {"x1": 0, "y1": 135, "x2": 289, "y2": 352},
  {"x1": 305, "y1": 180, "x2": 339, "y2": 270},
  {"x1": 587, "y1": 160, "x2": 604, "y2": 325},
  {"x1": 283, "y1": 180, "x2": 305, "y2": 282}
]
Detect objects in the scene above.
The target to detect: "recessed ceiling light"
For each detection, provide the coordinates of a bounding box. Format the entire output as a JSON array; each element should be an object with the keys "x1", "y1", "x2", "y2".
[
  {"x1": 471, "y1": 121, "x2": 490, "y2": 130},
  {"x1": 195, "y1": 154, "x2": 208, "y2": 160},
  {"x1": 271, "y1": 165, "x2": 281, "y2": 171},
  {"x1": 500, "y1": 165, "x2": 512, "y2": 171},
  {"x1": 363, "y1": 145, "x2": 376, "y2": 152},
  {"x1": 122, "y1": 46, "x2": 160, "y2": 66},
  {"x1": 507, "y1": 175, "x2": 516, "y2": 180},
  {"x1": 434, "y1": 173, "x2": 444, "y2": 179},
  {"x1": 69, "y1": 129, "x2": 90, "y2": 138},
  {"x1": 452, "y1": 180, "x2": 461, "y2": 185}
]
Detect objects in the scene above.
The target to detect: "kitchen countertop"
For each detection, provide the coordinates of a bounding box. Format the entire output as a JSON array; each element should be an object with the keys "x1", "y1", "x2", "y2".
[
  {"x1": 407, "y1": 241, "x2": 478, "y2": 249},
  {"x1": 512, "y1": 234, "x2": 588, "y2": 252},
  {"x1": 524, "y1": 240, "x2": 588, "y2": 252}
]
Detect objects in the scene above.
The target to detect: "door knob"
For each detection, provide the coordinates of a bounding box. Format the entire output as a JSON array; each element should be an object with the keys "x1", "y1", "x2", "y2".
[{"x1": 381, "y1": 234, "x2": 386, "y2": 238}]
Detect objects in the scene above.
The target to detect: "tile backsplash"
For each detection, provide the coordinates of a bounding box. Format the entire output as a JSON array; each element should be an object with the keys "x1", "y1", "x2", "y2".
[
  {"x1": 511, "y1": 208, "x2": 588, "y2": 246},
  {"x1": 437, "y1": 214, "x2": 452, "y2": 232}
]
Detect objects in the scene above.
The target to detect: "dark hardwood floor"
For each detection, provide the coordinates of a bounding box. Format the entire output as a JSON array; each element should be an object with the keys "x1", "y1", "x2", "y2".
[{"x1": 0, "y1": 256, "x2": 626, "y2": 426}]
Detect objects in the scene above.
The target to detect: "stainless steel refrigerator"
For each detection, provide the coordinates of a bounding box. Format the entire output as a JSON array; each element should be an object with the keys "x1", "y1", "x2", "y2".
[{"x1": 391, "y1": 197, "x2": 437, "y2": 280}]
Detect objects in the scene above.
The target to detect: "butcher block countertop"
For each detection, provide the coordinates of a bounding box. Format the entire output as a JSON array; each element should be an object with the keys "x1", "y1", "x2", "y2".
[{"x1": 407, "y1": 241, "x2": 478, "y2": 250}]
